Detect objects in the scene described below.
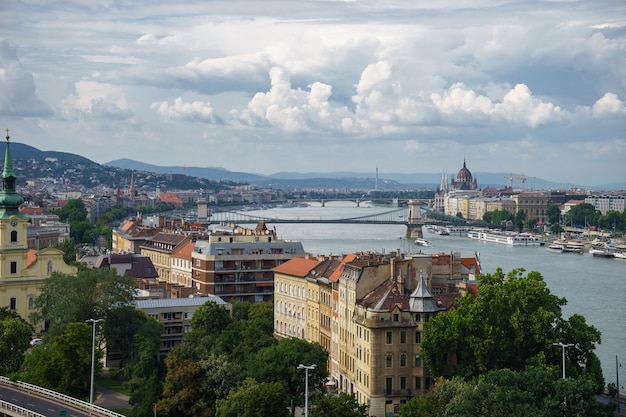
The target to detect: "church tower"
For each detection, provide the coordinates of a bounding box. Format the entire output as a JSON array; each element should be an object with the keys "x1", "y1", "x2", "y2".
[
  {"x1": 0, "y1": 130, "x2": 30, "y2": 282},
  {"x1": 0, "y1": 130, "x2": 77, "y2": 332}
]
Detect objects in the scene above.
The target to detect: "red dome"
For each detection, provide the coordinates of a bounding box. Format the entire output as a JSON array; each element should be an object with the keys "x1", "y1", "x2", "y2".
[{"x1": 456, "y1": 161, "x2": 473, "y2": 182}]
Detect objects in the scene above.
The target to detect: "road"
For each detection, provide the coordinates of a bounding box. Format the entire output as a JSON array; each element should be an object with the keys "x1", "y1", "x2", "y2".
[{"x1": 0, "y1": 384, "x2": 96, "y2": 417}]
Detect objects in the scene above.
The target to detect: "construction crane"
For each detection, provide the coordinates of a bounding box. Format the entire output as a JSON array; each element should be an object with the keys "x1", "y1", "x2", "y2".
[{"x1": 504, "y1": 174, "x2": 535, "y2": 192}]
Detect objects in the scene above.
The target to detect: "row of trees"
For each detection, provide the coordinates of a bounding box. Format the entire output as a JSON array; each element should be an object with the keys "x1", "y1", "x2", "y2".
[{"x1": 482, "y1": 204, "x2": 626, "y2": 234}]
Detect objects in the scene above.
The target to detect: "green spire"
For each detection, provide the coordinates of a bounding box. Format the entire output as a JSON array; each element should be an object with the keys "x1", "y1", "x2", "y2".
[
  {"x1": 2, "y1": 128, "x2": 15, "y2": 181},
  {"x1": 0, "y1": 129, "x2": 25, "y2": 218}
]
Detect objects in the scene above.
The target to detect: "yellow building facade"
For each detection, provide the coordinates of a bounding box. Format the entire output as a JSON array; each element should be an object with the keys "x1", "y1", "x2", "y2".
[{"x1": 0, "y1": 135, "x2": 76, "y2": 333}]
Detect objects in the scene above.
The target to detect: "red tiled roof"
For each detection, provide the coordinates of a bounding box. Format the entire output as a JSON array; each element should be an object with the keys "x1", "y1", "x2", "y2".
[
  {"x1": 273, "y1": 257, "x2": 321, "y2": 277},
  {"x1": 173, "y1": 241, "x2": 195, "y2": 259},
  {"x1": 27, "y1": 250, "x2": 37, "y2": 268},
  {"x1": 460, "y1": 257, "x2": 481, "y2": 275},
  {"x1": 20, "y1": 207, "x2": 44, "y2": 215},
  {"x1": 329, "y1": 254, "x2": 357, "y2": 282}
]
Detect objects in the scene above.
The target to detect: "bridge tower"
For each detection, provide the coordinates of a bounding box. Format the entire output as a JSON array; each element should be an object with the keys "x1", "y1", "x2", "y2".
[{"x1": 406, "y1": 199, "x2": 424, "y2": 238}]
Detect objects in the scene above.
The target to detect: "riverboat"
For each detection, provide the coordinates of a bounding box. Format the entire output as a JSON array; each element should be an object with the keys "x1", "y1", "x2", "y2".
[
  {"x1": 467, "y1": 229, "x2": 544, "y2": 246},
  {"x1": 415, "y1": 238, "x2": 430, "y2": 247},
  {"x1": 551, "y1": 239, "x2": 585, "y2": 253},
  {"x1": 547, "y1": 243, "x2": 565, "y2": 253},
  {"x1": 614, "y1": 250, "x2": 626, "y2": 259}
]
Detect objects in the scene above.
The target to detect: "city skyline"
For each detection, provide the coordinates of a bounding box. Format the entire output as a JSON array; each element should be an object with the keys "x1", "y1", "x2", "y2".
[{"x1": 0, "y1": 1, "x2": 624, "y2": 187}]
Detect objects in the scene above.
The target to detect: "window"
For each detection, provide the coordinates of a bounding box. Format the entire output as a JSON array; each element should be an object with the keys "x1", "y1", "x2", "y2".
[
  {"x1": 9, "y1": 297, "x2": 16, "y2": 310},
  {"x1": 386, "y1": 354, "x2": 392, "y2": 368},
  {"x1": 400, "y1": 353, "x2": 407, "y2": 367},
  {"x1": 415, "y1": 377, "x2": 421, "y2": 390},
  {"x1": 400, "y1": 331, "x2": 406, "y2": 344},
  {"x1": 414, "y1": 354, "x2": 421, "y2": 367},
  {"x1": 400, "y1": 377, "x2": 406, "y2": 390},
  {"x1": 196, "y1": 259, "x2": 201, "y2": 266},
  {"x1": 415, "y1": 313, "x2": 421, "y2": 322},
  {"x1": 393, "y1": 313, "x2": 399, "y2": 322},
  {"x1": 28, "y1": 295, "x2": 34, "y2": 309},
  {"x1": 10, "y1": 230, "x2": 17, "y2": 243},
  {"x1": 415, "y1": 331, "x2": 421, "y2": 344},
  {"x1": 10, "y1": 261, "x2": 17, "y2": 274},
  {"x1": 386, "y1": 331, "x2": 392, "y2": 344},
  {"x1": 386, "y1": 378, "x2": 393, "y2": 395}
]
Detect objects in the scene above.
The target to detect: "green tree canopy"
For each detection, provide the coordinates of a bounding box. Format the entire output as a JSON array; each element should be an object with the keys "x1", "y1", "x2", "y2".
[
  {"x1": 0, "y1": 307, "x2": 33, "y2": 374},
  {"x1": 123, "y1": 334, "x2": 165, "y2": 417},
  {"x1": 157, "y1": 344, "x2": 242, "y2": 417},
  {"x1": 422, "y1": 268, "x2": 603, "y2": 391},
  {"x1": 400, "y1": 367, "x2": 613, "y2": 417},
  {"x1": 215, "y1": 378, "x2": 290, "y2": 417},
  {"x1": 310, "y1": 392, "x2": 369, "y2": 417},
  {"x1": 104, "y1": 306, "x2": 163, "y2": 368},
  {"x1": 31, "y1": 268, "x2": 137, "y2": 338},
  {"x1": 53, "y1": 198, "x2": 88, "y2": 223},
  {"x1": 18, "y1": 322, "x2": 97, "y2": 400},
  {"x1": 247, "y1": 337, "x2": 328, "y2": 415},
  {"x1": 546, "y1": 204, "x2": 561, "y2": 224}
]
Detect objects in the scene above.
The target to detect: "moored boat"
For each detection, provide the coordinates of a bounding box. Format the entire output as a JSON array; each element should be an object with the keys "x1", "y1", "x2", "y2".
[
  {"x1": 551, "y1": 239, "x2": 585, "y2": 253},
  {"x1": 468, "y1": 229, "x2": 544, "y2": 246},
  {"x1": 547, "y1": 243, "x2": 565, "y2": 253}
]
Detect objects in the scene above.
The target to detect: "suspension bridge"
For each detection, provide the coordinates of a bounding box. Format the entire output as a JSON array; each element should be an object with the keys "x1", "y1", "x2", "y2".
[{"x1": 209, "y1": 207, "x2": 411, "y2": 225}]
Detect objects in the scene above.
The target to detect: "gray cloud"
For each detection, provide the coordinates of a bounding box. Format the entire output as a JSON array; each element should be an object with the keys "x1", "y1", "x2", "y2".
[{"x1": 0, "y1": 0, "x2": 624, "y2": 185}]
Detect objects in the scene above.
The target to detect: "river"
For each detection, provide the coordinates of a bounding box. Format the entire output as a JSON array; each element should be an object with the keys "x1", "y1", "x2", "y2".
[{"x1": 236, "y1": 201, "x2": 625, "y2": 388}]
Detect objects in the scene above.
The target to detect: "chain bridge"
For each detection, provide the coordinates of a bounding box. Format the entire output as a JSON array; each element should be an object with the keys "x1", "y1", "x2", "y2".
[{"x1": 210, "y1": 207, "x2": 411, "y2": 224}]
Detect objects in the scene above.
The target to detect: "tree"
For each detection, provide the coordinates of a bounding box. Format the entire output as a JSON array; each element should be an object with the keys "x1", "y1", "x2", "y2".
[
  {"x1": 422, "y1": 268, "x2": 602, "y2": 388},
  {"x1": 564, "y1": 203, "x2": 598, "y2": 228},
  {"x1": 247, "y1": 337, "x2": 328, "y2": 415},
  {"x1": 546, "y1": 204, "x2": 561, "y2": 225},
  {"x1": 0, "y1": 307, "x2": 33, "y2": 375},
  {"x1": 399, "y1": 368, "x2": 613, "y2": 417},
  {"x1": 515, "y1": 209, "x2": 527, "y2": 231},
  {"x1": 310, "y1": 392, "x2": 368, "y2": 417},
  {"x1": 18, "y1": 322, "x2": 96, "y2": 399},
  {"x1": 123, "y1": 334, "x2": 165, "y2": 417},
  {"x1": 215, "y1": 378, "x2": 290, "y2": 417},
  {"x1": 54, "y1": 237, "x2": 79, "y2": 265},
  {"x1": 104, "y1": 306, "x2": 163, "y2": 368},
  {"x1": 53, "y1": 198, "x2": 88, "y2": 223},
  {"x1": 184, "y1": 301, "x2": 232, "y2": 354},
  {"x1": 31, "y1": 268, "x2": 137, "y2": 338},
  {"x1": 157, "y1": 344, "x2": 242, "y2": 417}
]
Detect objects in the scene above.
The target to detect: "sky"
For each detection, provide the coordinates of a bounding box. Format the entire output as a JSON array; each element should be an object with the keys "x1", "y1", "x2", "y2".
[{"x1": 0, "y1": 1, "x2": 625, "y2": 187}]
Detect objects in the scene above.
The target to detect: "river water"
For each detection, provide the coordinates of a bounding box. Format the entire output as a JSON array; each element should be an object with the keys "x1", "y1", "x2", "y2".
[{"x1": 238, "y1": 202, "x2": 625, "y2": 388}]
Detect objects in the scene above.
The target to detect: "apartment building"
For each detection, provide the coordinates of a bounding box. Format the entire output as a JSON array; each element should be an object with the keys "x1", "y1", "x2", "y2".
[
  {"x1": 130, "y1": 296, "x2": 231, "y2": 361},
  {"x1": 585, "y1": 194, "x2": 625, "y2": 215},
  {"x1": 273, "y1": 251, "x2": 474, "y2": 416},
  {"x1": 192, "y1": 222, "x2": 305, "y2": 303},
  {"x1": 513, "y1": 191, "x2": 551, "y2": 223},
  {"x1": 140, "y1": 232, "x2": 192, "y2": 284}
]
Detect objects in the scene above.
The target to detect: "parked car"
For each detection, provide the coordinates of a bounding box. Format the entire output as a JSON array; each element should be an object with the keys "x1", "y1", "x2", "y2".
[{"x1": 29, "y1": 338, "x2": 43, "y2": 346}]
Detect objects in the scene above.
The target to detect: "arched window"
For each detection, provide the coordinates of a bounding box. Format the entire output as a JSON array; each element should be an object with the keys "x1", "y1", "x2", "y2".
[
  {"x1": 47, "y1": 261, "x2": 54, "y2": 275},
  {"x1": 10, "y1": 230, "x2": 18, "y2": 243}
]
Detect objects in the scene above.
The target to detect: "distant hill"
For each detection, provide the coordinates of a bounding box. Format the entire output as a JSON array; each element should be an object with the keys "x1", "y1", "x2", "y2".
[
  {"x1": 106, "y1": 158, "x2": 625, "y2": 191},
  {"x1": 11, "y1": 142, "x2": 96, "y2": 165}
]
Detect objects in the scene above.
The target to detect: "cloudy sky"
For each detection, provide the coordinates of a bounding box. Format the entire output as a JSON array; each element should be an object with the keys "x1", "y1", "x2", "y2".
[{"x1": 0, "y1": 1, "x2": 624, "y2": 186}]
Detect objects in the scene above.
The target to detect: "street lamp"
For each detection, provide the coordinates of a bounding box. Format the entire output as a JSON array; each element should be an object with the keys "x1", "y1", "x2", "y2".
[
  {"x1": 298, "y1": 364, "x2": 316, "y2": 417},
  {"x1": 553, "y1": 342, "x2": 574, "y2": 379},
  {"x1": 86, "y1": 319, "x2": 103, "y2": 406}
]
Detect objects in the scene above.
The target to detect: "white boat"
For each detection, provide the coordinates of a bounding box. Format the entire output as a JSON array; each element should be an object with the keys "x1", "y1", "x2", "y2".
[
  {"x1": 415, "y1": 238, "x2": 430, "y2": 247},
  {"x1": 547, "y1": 243, "x2": 565, "y2": 253},
  {"x1": 467, "y1": 229, "x2": 544, "y2": 246},
  {"x1": 552, "y1": 239, "x2": 585, "y2": 253},
  {"x1": 614, "y1": 251, "x2": 626, "y2": 259}
]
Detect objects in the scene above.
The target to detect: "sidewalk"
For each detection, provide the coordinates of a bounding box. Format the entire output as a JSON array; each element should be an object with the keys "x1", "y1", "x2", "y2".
[{"x1": 94, "y1": 385, "x2": 130, "y2": 410}]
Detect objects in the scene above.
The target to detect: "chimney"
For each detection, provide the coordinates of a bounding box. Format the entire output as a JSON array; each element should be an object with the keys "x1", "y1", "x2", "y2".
[{"x1": 398, "y1": 270, "x2": 405, "y2": 295}]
